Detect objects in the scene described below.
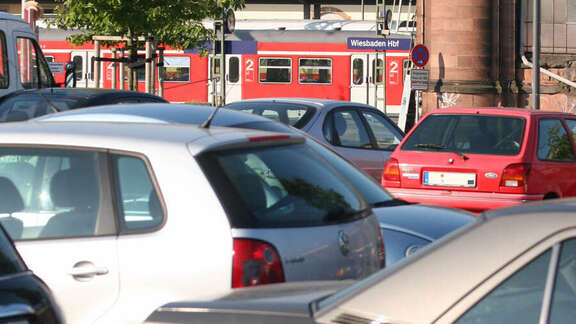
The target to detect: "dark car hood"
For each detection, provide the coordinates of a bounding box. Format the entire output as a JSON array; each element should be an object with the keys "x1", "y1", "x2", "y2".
[
  {"x1": 147, "y1": 280, "x2": 353, "y2": 322},
  {"x1": 374, "y1": 204, "x2": 477, "y2": 240}
]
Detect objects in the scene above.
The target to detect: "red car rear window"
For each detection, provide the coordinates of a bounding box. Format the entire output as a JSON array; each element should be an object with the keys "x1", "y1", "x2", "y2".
[{"x1": 402, "y1": 114, "x2": 526, "y2": 156}]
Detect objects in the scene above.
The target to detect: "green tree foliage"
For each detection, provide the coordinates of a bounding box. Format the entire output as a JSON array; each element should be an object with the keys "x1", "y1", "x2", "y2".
[{"x1": 52, "y1": 0, "x2": 245, "y2": 51}]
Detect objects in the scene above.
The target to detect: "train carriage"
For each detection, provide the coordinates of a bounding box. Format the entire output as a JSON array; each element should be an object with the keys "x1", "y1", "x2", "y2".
[{"x1": 38, "y1": 23, "x2": 413, "y2": 118}]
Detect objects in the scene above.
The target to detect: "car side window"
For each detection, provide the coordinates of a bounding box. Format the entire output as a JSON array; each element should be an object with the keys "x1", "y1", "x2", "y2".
[
  {"x1": 0, "y1": 148, "x2": 105, "y2": 240},
  {"x1": 360, "y1": 110, "x2": 403, "y2": 150},
  {"x1": 113, "y1": 155, "x2": 163, "y2": 232},
  {"x1": 0, "y1": 31, "x2": 7, "y2": 89},
  {"x1": 324, "y1": 110, "x2": 371, "y2": 149},
  {"x1": 549, "y1": 238, "x2": 576, "y2": 322},
  {"x1": 538, "y1": 119, "x2": 576, "y2": 161},
  {"x1": 565, "y1": 119, "x2": 576, "y2": 144},
  {"x1": 455, "y1": 249, "x2": 552, "y2": 324}
]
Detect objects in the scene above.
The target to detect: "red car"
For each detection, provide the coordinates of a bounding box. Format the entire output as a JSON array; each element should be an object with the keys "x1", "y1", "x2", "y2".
[{"x1": 382, "y1": 107, "x2": 576, "y2": 212}]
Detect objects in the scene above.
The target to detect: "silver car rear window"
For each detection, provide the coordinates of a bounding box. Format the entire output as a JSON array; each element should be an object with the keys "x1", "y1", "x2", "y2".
[
  {"x1": 402, "y1": 114, "x2": 526, "y2": 156},
  {"x1": 198, "y1": 143, "x2": 370, "y2": 228}
]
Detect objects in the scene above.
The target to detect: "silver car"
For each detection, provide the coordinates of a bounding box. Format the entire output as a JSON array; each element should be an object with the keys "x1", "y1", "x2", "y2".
[
  {"x1": 37, "y1": 103, "x2": 475, "y2": 266},
  {"x1": 145, "y1": 198, "x2": 576, "y2": 324},
  {"x1": 0, "y1": 121, "x2": 383, "y2": 324},
  {"x1": 226, "y1": 98, "x2": 405, "y2": 180}
]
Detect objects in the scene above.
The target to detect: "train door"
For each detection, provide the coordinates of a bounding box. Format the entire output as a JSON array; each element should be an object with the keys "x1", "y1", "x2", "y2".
[
  {"x1": 207, "y1": 54, "x2": 242, "y2": 105},
  {"x1": 350, "y1": 54, "x2": 386, "y2": 110},
  {"x1": 70, "y1": 51, "x2": 96, "y2": 88}
]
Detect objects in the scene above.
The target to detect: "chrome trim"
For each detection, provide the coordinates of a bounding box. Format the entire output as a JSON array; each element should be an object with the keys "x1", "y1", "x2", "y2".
[
  {"x1": 378, "y1": 223, "x2": 434, "y2": 242},
  {"x1": 156, "y1": 307, "x2": 308, "y2": 318}
]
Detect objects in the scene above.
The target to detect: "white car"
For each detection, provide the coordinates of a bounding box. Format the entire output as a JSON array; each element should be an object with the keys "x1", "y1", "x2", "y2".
[
  {"x1": 0, "y1": 121, "x2": 384, "y2": 324},
  {"x1": 145, "y1": 199, "x2": 576, "y2": 324}
]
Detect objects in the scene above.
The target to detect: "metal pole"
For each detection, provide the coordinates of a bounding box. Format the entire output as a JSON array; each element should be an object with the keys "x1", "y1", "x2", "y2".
[
  {"x1": 94, "y1": 40, "x2": 101, "y2": 88},
  {"x1": 219, "y1": 17, "x2": 226, "y2": 106},
  {"x1": 361, "y1": 0, "x2": 364, "y2": 20},
  {"x1": 145, "y1": 37, "x2": 152, "y2": 94},
  {"x1": 532, "y1": 0, "x2": 541, "y2": 110},
  {"x1": 119, "y1": 49, "x2": 125, "y2": 90},
  {"x1": 111, "y1": 48, "x2": 117, "y2": 89}
]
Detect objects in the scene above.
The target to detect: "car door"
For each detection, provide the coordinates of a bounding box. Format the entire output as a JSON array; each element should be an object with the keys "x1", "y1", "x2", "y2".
[
  {"x1": 532, "y1": 118, "x2": 576, "y2": 198},
  {"x1": 322, "y1": 108, "x2": 401, "y2": 180},
  {"x1": 2, "y1": 148, "x2": 119, "y2": 324}
]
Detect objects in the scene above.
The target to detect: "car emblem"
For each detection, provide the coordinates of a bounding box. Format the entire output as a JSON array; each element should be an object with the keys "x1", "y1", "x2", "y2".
[
  {"x1": 485, "y1": 172, "x2": 498, "y2": 179},
  {"x1": 338, "y1": 230, "x2": 350, "y2": 256}
]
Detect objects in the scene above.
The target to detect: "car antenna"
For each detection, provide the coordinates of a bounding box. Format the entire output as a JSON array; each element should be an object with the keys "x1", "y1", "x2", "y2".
[
  {"x1": 200, "y1": 105, "x2": 221, "y2": 128},
  {"x1": 37, "y1": 91, "x2": 59, "y2": 113}
]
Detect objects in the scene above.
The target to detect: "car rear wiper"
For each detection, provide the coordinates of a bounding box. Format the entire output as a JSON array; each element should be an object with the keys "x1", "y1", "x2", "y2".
[
  {"x1": 414, "y1": 143, "x2": 448, "y2": 150},
  {"x1": 414, "y1": 143, "x2": 468, "y2": 160},
  {"x1": 371, "y1": 199, "x2": 412, "y2": 207}
]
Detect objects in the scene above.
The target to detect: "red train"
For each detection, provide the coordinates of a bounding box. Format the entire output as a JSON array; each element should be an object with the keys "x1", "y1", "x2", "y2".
[{"x1": 38, "y1": 23, "x2": 413, "y2": 117}]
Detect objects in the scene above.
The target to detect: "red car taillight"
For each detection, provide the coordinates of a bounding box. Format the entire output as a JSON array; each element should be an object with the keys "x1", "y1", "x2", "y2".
[
  {"x1": 500, "y1": 163, "x2": 531, "y2": 189},
  {"x1": 232, "y1": 238, "x2": 285, "y2": 288},
  {"x1": 382, "y1": 158, "x2": 401, "y2": 185}
]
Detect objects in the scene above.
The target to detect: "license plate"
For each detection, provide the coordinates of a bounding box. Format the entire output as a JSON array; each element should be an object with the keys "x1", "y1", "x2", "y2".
[{"x1": 423, "y1": 171, "x2": 476, "y2": 187}]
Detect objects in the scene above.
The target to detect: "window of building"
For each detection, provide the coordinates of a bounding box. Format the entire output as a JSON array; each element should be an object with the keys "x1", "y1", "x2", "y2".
[
  {"x1": 259, "y1": 58, "x2": 291, "y2": 83},
  {"x1": 298, "y1": 58, "x2": 332, "y2": 84},
  {"x1": 0, "y1": 31, "x2": 7, "y2": 89},
  {"x1": 568, "y1": 0, "x2": 576, "y2": 22},
  {"x1": 162, "y1": 56, "x2": 190, "y2": 82}
]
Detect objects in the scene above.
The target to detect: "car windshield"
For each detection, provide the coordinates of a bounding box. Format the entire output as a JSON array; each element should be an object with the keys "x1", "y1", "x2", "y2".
[
  {"x1": 0, "y1": 93, "x2": 81, "y2": 121},
  {"x1": 197, "y1": 142, "x2": 369, "y2": 228},
  {"x1": 225, "y1": 102, "x2": 316, "y2": 129},
  {"x1": 402, "y1": 114, "x2": 526, "y2": 156}
]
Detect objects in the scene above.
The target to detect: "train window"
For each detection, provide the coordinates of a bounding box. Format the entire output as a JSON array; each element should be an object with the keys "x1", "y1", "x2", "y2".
[
  {"x1": 403, "y1": 59, "x2": 411, "y2": 81},
  {"x1": 72, "y1": 56, "x2": 83, "y2": 81},
  {"x1": 298, "y1": 58, "x2": 332, "y2": 84},
  {"x1": 211, "y1": 57, "x2": 221, "y2": 81},
  {"x1": 0, "y1": 31, "x2": 7, "y2": 89},
  {"x1": 228, "y1": 57, "x2": 239, "y2": 83},
  {"x1": 16, "y1": 37, "x2": 53, "y2": 89},
  {"x1": 259, "y1": 58, "x2": 291, "y2": 83},
  {"x1": 162, "y1": 56, "x2": 190, "y2": 82},
  {"x1": 371, "y1": 58, "x2": 384, "y2": 84},
  {"x1": 352, "y1": 58, "x2": 363, "y2": 85}
]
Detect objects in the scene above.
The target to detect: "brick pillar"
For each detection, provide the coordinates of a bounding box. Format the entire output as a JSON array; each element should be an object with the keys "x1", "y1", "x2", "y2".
[{"x1": 420, "y1": 0, "x2": 499, "y2": 113}]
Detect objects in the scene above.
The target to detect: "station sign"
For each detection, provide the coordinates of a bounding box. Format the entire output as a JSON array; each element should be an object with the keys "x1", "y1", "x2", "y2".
[{"x1": 347, "y1": 37, "x2": 412, "y2": 51}]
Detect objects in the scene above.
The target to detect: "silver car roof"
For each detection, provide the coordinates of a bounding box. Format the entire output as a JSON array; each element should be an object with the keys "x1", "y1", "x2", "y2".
[{"x1": 0, "y1": 121, "x2": 301, "y2": 155}]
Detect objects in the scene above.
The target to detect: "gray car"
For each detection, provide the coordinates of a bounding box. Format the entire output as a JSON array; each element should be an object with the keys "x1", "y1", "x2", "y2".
[
  {"x1": 36, "y1": 103, "x2": 475, "y2": 266},
  {"x1": 226, "y1": 98, "x2": 405, "y2": 180},
  {"x1": 145, "y1": 198, "x2": 576, "y2": 324}
]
